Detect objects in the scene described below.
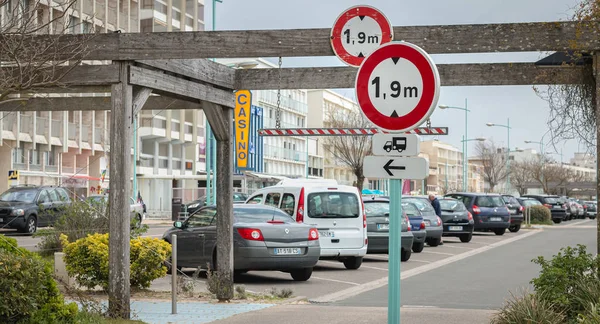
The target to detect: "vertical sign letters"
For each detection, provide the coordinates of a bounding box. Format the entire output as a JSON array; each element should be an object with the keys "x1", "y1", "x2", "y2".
[{"x1": 235, "y1": 90, "x2": 252, "y2": 169}]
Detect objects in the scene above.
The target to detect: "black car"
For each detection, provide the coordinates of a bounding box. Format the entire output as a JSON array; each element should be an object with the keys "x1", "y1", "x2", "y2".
[
  {"x1": 184, "y1": 193, "x2": 249, "y2": 215},
  {"x1": 0, "y1": 185, "x2": 72, "y2": 234},
  {"x1": 444, "y1": 193, "x2": 510, "y2": 236},
  {"x1": 521, "y1": 194, "x2": 566, "y2": 224},
  {"x1": 501, "y1": 194, "x2": 524, "y2": 233},
  {"x1": 438, "y1": 198, "x2": 474, "y2": 242}
]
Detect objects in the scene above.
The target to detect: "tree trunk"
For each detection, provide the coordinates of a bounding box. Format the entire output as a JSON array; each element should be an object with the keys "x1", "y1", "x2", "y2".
[
  {"x1": 594, "y1": 52, "x2": 600, "y2": 257},
  {"x1": 354, "y1": 169, "x2": 365, "y2": 194}
]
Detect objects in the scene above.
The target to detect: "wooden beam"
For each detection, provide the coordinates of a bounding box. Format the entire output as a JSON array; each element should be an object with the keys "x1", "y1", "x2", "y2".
[
  {"x1": 129, "y1": 66, "x2": 234, "y2": 108},
  {"x1": 234, "y1": 63, "x2": 588, "y2": 90},
  {"x1": 1, "y1": 64, "x2": 120, "y2": 87},
  {"x1": 136, "y1": 59, "x2": 235, "y2": 89},
  {"x1": 132, "y1": 87, "x2": 153, "y2": 116},
  {"x1": 8, "y1": 21, "x2": 600, "y2": 61},
  {"x1": 203, "y1": 102, "x2": 230, "y2": 141},
  {"x1": 0, "y1": 96, "x2": 200, "y2": 111}
]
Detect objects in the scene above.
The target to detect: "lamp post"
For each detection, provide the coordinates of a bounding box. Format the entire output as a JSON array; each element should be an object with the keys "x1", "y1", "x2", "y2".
[
  {"x1": 461, "y1": 136, "x2": 486, "y2": 192},
  {"x1": 439, "y1": 99, "x2": 470, "y2": 191},
  {"x1": 486, "y1": 119, "x2": 511, "y2": 193},
  {"x1": 525, "y1": 136, "x2": 546, "y2": 192}
]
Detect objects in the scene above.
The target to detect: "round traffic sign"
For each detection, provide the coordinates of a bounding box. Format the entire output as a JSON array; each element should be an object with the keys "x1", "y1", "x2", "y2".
[
  {"x1": 355, "y1": 42, "x2": 440, "y2": 132},
  {"x1": 330, "y1": 5, "x2": 393, "y2": 67}
]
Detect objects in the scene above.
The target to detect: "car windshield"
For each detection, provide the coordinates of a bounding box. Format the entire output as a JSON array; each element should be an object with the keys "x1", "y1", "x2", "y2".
[
  {"x1": 439, "y1": 199, "x2": 466, "y2": 211},
  {"x1": 475, "y1": 196, "x2": 505, "y2": 208},
  {"x1": 503, "y1": 196, "x2": 521, "y2": 206},
  {"x1": 233, "y1": 207, "x2": 294, "y2": 223},
  {"x1": 404, "y1": 198, "x2": 435, "y2": 213},
  {"x1": 364, "y1": 202, "x2": 389, "y2": 217},
  {"x1": 0, "y1": 189, "x2": 37, "y2": 203},
  {"x1": 523, "y1": 200, "x2": 542, "y2": 207},
  {"x1": 544, "y1": 197, "x2": 559, "y2": 204},
  {"x1": 307, "y1": 192, "x2": 359, "y2": 218},
  {"x1": 233, "y1": 193, "x2": 248, "y2": 202},
  {"x1": 401, "y1": 202, "x2": 420, "y2": 216}
]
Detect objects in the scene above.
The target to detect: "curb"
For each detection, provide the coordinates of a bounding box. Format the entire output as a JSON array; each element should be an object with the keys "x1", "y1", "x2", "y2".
[{"x1": 283, "y1": 296, "x2": 308, "y2": 305}]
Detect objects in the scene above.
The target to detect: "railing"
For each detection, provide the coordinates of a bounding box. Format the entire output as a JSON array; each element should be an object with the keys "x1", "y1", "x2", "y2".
[
  {"x1": 20, "y1": 114, "x2": 32, "y2": 133},
  {"x1": 171, "y1": 121, "x2": 180, "y2": 132},
  {"x1": 2, "y1": 113, "x2": 16, "y2": 132},
  {"x1": 173, "y1": 160, "x2": 182, "y2": 170},
  {"x1": 137, "y1": 159, "x2": 153, "y2": 167},
  {"x1": 36, "y1": 117, "x2": 48, "y2": 135},
  {"x1": 45, "y1": 165, "x2": 58, "y2": 173},
  {"x1": 51, "y1": 120, "x2": 61, "y2": 137},
  {"x1": 62, "y1": 166, "x2": 74, "y2": 174},
  {"x1": 263, "y1": 117, "x2": 303, "y2": 129},
  {"x1": 81, "y1": 125, "x2": 90, "y2": 142},
  {"x1": 29, "y1": 164, "x2": 42, "y2": 171},
  {"x1": 13, "y1": 163, "x2": 26, "y2": 170},
  {"x1": 95, "y1": 127, "x2": 103, "y2": 144},
  {"x1": 258, "y1": 90, "x2": 308, "y2": 114},
  {"x1": 264, "y1": 144, "x2": 306, "y2": 162},
  {"x1": 185, "y1": 124, "x2": 193, "y2": 134},
  {"x1": 68, "y1": 123, "x2": 77, "y2": 141},
  {"x1": 158, "y1": 158, "x2": 169, "y2": 168}
]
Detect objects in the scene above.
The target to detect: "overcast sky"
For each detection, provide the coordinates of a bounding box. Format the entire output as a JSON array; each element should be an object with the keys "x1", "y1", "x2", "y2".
[{"x1": 212, "y1": 0, "x2": 587, "y2": 161}]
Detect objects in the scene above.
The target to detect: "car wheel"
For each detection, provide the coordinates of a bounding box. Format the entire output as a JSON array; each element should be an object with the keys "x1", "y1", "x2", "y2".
[
  {"x1": 427, "y1": 237, "x2": 441, "y2": 247},
  {"x1": 553, "y1": 219, "x2": 562, "y2": 224},
  {"x1": 494, "y1": 229, "x2": 505, "y2": 236},
  {"x1": 412, "y1": 241, "x2": 424, "y2": 253},
  {"x1": 343, "y1": 257, "x2": 363, "y2": 270},
  {"x1": 459, "y1": 233, "x2": 472, "y2": 243},
  {"x1": 290, "y1": 268, "x2": 313, "y2": 281},
  {"x1": 509, "y1": 224, "x2": 521, "y2": 233},
  {"x1": 19, "y1": 216, "x2": 37, "y2": 234},
  {"x1": 401, "y1": 249, "x2": 412, "y2": 262}
]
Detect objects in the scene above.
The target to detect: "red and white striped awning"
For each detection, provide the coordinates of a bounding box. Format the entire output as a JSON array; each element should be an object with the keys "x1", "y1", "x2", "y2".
[{"x1": 257, "y1": 127, "x2": 448, "y2": 136}]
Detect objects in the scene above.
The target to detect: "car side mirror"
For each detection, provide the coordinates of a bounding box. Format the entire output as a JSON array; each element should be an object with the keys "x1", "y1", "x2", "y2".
[{"x1": 174, "y1": 221, "x2": 183, "y2": 228}]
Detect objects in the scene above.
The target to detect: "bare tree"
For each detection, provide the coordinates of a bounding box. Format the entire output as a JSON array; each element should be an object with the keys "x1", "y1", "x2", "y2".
[
  {"x1": 323, "y1": 106, "x2": 372, "y2": 193},
  {"x1": 474, "y1": 140, "x2": 509, "y2": 192},
  {"x1": 0, "y1": 0, "x2": 94, "y2": 103},
  {"x1": 510, "y1": 160, "x2": 534, "y2": 195}
]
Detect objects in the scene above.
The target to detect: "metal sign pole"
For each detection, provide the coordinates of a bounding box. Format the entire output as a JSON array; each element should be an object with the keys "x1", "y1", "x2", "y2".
[
  {"x1": 171, "y1": 234, "x2": 177, "y2": 314},
  {"x1": 388, "y1": 179, "x2": 403, "y2": 323}
]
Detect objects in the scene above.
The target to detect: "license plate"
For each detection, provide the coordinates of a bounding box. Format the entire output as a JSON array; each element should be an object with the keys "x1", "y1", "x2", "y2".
[
  {"x1": 553, "y1": 205, "x2": 561, "y2": 209},
  {"x1": 377, "y1": 223, "x2": 389, "y2": 230},
  {"x1": 490, "y1": 217, "x2": 502, "y2": 221},
  {"x1": 510, "y1": 210, "x2": 516, "y2": 214},
  {"x1": 448, "y1": 226, "x2": 463, "y2": 231},
  {"x1": 274, "y1": 248, "x2": 302, "y2": 255},
  {"x1": 319, "y1": 230, "x2": 335, "y2": 238}
]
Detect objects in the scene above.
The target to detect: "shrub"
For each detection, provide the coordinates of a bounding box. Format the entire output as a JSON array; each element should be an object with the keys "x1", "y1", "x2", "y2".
[
  {"x1": 0, "y1": 250, "x2": 78, "y2": 324},
  {"x1": 491, "y1": 290, "x2": 565, "y2": 324},
  {"x1": 531, "y1": 244, "x2": 600, "y2": 318},
  {"x1": 527, "y1": 205, "x2": 552, "y2": 224},
  {"x1": 0, "y1": 236, "x2": 32, "y2": 256},
  {"x1": 60, "y1": 233, "x2": 171, "y2": 290}
]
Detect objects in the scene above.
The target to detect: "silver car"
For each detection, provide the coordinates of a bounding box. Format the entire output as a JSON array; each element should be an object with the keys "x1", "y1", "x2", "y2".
[
  {"x1": 402, "y1": 197, "x2": 444, "y2": 246},
  {"x1": 86, "y1": 195, "x2": 145, "y2": 228},
  {"x1": 162, "y1": 204, "x2": 321, "y2": 281}
]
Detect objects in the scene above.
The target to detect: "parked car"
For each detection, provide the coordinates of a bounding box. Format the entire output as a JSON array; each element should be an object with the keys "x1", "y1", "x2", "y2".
[
  {"x1": 0, "y1": 185, "x2": 72, "y2": 234},
  {"x1": 401, "y1": 201, "x2": 428, "y2": 253},
  {"x1": 85, "y1": 195, "x2": 145, "y2": 228},
  {"x1": 184, "y1": 193, "x2": 249, "y2": 215},
  {"x1": 401, "y1": 196, "x2": 444, "y2": 246},
  {"x1": 438, "y1": 198, "x2": 474, "y2": 242},
  {"x1": 162, "y1": 204, "x2": 320, "y2": 281},
  {"x1": 245, "y1": 178, "x2": 367, "y2": 270},
  {"x1": 501, "y1": 194, "x2": 524, "y2": 233},
  {"x1": 584, "y1": 201, "x2": 597, "y2": 219},
  {"x1": 362, "y1": 197, "x2": 414, "y2": 261},
  {"x1": 558, "y1": 196, "x2": 576, "y2": 220},
  {"x1": 444, "y1": 193, "x2": 510, "y2": 235},
  {"x1": 521, "y1": 194, "x2": 567, "y2": 223}
]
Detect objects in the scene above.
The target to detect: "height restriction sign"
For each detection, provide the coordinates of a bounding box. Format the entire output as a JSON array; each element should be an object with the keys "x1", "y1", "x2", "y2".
[
  {"x1": 355, "y1": 42, "x2": 440, "y2": 132},
  {"x1": 330, "y1": 5, "x2": 393, "y2": 67}
]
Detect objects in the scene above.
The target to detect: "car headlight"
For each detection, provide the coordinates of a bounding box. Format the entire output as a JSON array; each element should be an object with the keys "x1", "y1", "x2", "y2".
[
  {"x1": 188, "y1": 203, "x2": 199, "y2": 209},
  {"x1": 11, "y1": 209, "x2": 24, "y2": 216}
]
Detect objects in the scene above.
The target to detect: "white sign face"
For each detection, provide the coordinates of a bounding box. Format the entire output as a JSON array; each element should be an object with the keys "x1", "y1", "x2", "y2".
[
  {"x1": 340, "y1": 16, "x2": 384, "y2": 58},
  {"x1": 363, "y1": 156, "x2": 429, "y2": 180},
  {"x1": 372, "y1": 134, "x2": 420, "y2": 156}
]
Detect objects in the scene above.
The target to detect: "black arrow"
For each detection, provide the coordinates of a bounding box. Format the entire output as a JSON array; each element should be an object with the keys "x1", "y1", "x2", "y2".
[
  {"x1": 384, "y1": 160, "x2": 406, "y2": 176},
  {"x1": 358, "y1": 52, "x2": 364, "y2": 58},
  {"x1": 390, "y1": 110, "x2": 399, "y2": 117},
  {"x1": 391, "y1": 57, "x2": 400, "y2": 64},
  {"x1": 359, "y1": 15, "x2": 365, "y2": 21}
]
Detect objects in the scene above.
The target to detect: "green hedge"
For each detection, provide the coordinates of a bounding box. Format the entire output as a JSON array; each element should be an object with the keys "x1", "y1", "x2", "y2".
[{"x1": 528, "y1": 205, "x2": 552, "y2": 224}]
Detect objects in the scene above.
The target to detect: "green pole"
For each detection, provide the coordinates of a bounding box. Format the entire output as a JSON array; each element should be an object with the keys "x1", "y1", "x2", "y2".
[
  {"x1": 464, "y1": 98, "x2": 468, "y2": 191},
  {"x1": 206, "y1": 0, "x2": 222, "y2": 205},
  {"x1": 133, "y1": 117, "x2": 137, "y2": 200},
  {"x1": 506, "y1": 118, "x2": 510, "y2": 193},
  {"x1": 388, "y1": 179, "x2": 403, "y2": 324},
  {"x1": 305, "y1": 137, "x2": 309, "y2": 178}
]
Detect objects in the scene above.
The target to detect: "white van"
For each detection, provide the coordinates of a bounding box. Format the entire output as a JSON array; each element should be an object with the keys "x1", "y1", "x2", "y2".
[{"x1": 245, "y1": 178, "x2": 367, "y2": 270}]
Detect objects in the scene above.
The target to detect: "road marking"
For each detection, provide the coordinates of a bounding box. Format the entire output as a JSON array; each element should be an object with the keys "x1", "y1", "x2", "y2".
[
  {"x1": 364, "y1": 255, "x2": 389, "y2": 260},
  {"x1": 421, "y1": 250, "x2": 454, "y2": 256},
  {"x1": 409, "y1": 259, "x2": 431, "y2": 264},
  {"x1": 311, "y1": 276, "x2": 360, "y2": 286},
  {"x1": 309, "y1": 230, "x2": 539, "y2": 303},
  {"x1": 402, "y1": 305, "x2": 440, "y2": 308},
  {"x1": 562, "y1": 220, "x2": 593, "y2": 227},
  {"x1": 359, "y1": 265, "x2": 388, "y2": 271},
  {"x1": 440, "y1": 244, "x2": 476, "y2": 250},
  {"x1": 555, "y1": 225, "x2": 596, "y2": 229}
]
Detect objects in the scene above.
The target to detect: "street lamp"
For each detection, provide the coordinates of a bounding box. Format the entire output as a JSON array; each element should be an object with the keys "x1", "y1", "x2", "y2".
[
  {"x1": 486, "y1": 118, "x2": 512, "y2": 193},
  {"x1": 461, "y1": 137, "x2": 486, "y2": 192},
  {"x1": 525, "y1": 137, "x2": 546, "y2": 191},
  {"x1": 439, "y1": 99, "x2": 470, "y2": 191}
]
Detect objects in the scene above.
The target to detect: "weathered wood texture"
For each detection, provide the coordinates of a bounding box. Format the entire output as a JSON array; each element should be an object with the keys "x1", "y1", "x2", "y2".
[
  {"x1": 129, "y1": 66, "x2": 234, "y2": 108},
  {"x1": 8, "y1": 21, "x2": 600, "y2": 60},
  {"x1": 215, "y1": 106, "x2": 234, "y2": 301},
  {"x1": 132, "y1": 87, "x2": 153, "y2": 115},
  {"x1": 1, "y1": 64, "x2": 120, "y2": 88},
  {"x1": 234, "y1": 63, "x2": 588, "y2": 90},
  {"x1": 203, "y1": 102, "x2": 231, "y2": 141},
  {"x1": 0, "y1": 96, "x2": 200, "y2": 111},
  {"x1": 108, "y1": 62, "x2": 133, "y2": 319},
  {"x1": 136, "y1": 59, "x2": 235, "y2": 89},
  {"x1": 594, "y1": 52, "x2": 600, "y2": 255}
]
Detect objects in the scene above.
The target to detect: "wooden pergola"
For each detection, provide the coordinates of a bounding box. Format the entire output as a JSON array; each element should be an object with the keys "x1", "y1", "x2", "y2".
[{"x1": 2, "y1": 20, "x2": 598, "y2": 318}]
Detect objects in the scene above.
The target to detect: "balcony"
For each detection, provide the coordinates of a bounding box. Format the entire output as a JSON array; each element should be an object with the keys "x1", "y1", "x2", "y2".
[
  {"x1": 264, "y1": 144, "x2": 306, "y2": 162},
  {"x1": 36, "y1": 117, "x2": 48, "y2": 135},
  {"x1": 81, "y1": 125, "x2": 90, "y2": 142},
  {"x1": 45, "y1": 165, "x2": 58, "y2": 173},
  {"x1": 2, "y1": 113, "x2": 16, "y2": 132},
  {"x1": 62, "y1": 166, "x2": 75, "y2": 174},
  {"x1": 51, "y1": 120, "x2": 61, "y2": 137},
  {"x1": 29, "y1": 164, "x2": 42, "y2": 171},
  {"x1": 258, "y1": 90, "x2": 308, "y2": 114},
  {"x1": 95, "y1": 127, "x2": 103, "y2": 144},
  {"x1": 68, "y1": 123, "x2": 77, "y2": 141},
  {"x1": 20, "y1": 114, "x2": 32, "y2": 133}
]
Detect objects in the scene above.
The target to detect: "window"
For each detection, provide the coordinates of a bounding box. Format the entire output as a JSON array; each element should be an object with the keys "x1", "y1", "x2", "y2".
[
  {"x1": 233, "y1": 207, "x2": 293, "y2": 223},
  {"x1": 280, "y1": 194, "x2": 295, "y2": 216},
  {"x1": 38, "y1": 190, "x2": 51, "y2": 204},
  {"x1": 56, "y1": 189, "x2": 70, "y2": 202},
  {"x1": 439, "y1": 199, "x2": 466, "y2": 212},
  {"x1": 265, "y1": 193, "x2": 281, "y2": 207},
  {"x1": 47, "y1": 189, "x2": 59, "y2": 202},
  {"x1": 404, "y1": 198, "x2": 435, "y2": 213},
  {"x1": 307, "y1": 192, "x2": 359, "y2": 218},
  {"x1": 401, "y1": 202, "x2": 420, "y2": 216},
  {"x1": 186, "y1": 208, "x2": 216, "y2": 228},
  {"x1": 0, "y1": 189, "x2": 37, "y2": 203},
  {"x1": 364, "y1": 202, "x2": 389, "y2": 218},
  {"x1": 447, "y1": 195, "x2": 474, "y2": 208},
  {"x1": 475, "y1": 196, "x2": 505, "y2": 208},
  {"x1": 247, "y1": 195, "x2": 263, "y2": 204}
]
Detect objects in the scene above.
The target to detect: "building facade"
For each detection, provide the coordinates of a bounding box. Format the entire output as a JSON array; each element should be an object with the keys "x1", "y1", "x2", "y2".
[{"x1": 417, "y1": 140, "x2": 463, "y2": 194}]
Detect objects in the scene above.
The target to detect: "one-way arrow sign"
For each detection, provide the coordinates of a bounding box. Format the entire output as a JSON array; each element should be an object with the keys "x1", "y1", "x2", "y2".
[{"x1": 363, "y1": 156, "x2": 429, "y2": 179}]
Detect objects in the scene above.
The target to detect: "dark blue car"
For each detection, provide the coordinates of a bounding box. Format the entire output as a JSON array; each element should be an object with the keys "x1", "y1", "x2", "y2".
[
  {"x1": 401, "y1": 201, "x2": 427, "y2": 252},
  {"x1": 444, "y1": 193, "x2": 510, "y2": 236}
]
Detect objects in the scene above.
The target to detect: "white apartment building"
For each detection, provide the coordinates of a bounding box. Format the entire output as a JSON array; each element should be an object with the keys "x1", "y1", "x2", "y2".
[
  {"x1": 418, "y1": 140, "x2": 463, "y2": 194},
  {"x1": 571, "y1": 152, "x2": 596, "y2": 169},
  {"x1": 307, "y1": 90, "x2": 360, "y2": 186}
]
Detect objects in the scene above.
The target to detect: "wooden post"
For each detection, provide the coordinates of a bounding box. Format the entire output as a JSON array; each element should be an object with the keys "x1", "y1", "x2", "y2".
[
  {"x1": 594, "y1": 52, "x2": 600, "y2": 255},
  {"x1": 108, "y1": 61, "x2": 133, "y2": 319},
  {"x1": 216, "y1": 105, "x2": 234, "y2": 301}
]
